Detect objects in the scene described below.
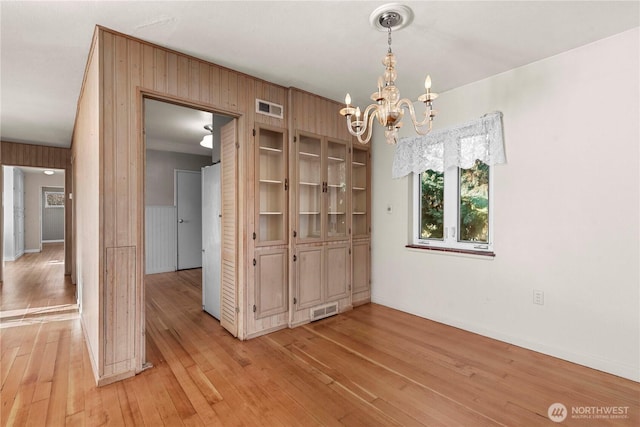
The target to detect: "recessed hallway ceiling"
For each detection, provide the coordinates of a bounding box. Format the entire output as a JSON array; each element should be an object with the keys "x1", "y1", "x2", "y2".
[{"x1": 1, "y1": 1, "x2": 638, "y2": 148}]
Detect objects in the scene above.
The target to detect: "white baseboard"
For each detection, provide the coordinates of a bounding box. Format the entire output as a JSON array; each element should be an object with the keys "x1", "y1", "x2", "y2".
[
  {"x1": 42, "y1": 239, "x2": 64, "y2": 243},
  {"x1": 24, "y1": 249, "x2": 41, "y2": 253}
]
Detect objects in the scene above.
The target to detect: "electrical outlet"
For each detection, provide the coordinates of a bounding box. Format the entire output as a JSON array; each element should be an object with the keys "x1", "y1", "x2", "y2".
[
  {"x1": 533, "y1": 289, "x2": 544, "y2": 305},
  {"x1": 386, "y1": 204, "x2": 393, "y2": 214}
]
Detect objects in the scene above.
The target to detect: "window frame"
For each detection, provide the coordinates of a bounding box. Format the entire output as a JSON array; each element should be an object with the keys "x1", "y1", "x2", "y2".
[{"x1": 411, "y1": 162, "x2": 495, "y2": 254}]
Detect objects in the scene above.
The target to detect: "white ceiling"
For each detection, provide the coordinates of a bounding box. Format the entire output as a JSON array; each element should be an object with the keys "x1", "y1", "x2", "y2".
[
  {"x1": 1, "y1": 1, "x2": 638, "y2": 149},
  {"x1": 144, "y1": 98, "x2": 232, "y2": 156}
]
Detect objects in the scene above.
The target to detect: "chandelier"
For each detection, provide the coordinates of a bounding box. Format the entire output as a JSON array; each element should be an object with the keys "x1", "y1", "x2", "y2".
[{"x1": 340, "y1": 6, "x2": 438, "y2": 145}]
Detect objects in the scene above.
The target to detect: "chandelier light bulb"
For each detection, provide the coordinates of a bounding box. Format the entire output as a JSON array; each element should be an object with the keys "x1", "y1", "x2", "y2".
[
  {"x1": 345, "y1": 93, "x2": 351, "y2": 105},
  {"x1": 425, "y1": 75, "x2": 432, "y2": 90}
]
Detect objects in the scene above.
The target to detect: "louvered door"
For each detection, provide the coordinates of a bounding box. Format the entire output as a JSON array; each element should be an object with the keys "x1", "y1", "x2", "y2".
[{"x1": 220, "y1": 120, "x2": 238, "y2": 336}]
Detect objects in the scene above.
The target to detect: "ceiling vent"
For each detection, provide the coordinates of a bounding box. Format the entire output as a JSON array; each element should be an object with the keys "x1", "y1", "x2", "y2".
[{"x1": 256, "y1": 99, "x2": 283, "y2": 119}]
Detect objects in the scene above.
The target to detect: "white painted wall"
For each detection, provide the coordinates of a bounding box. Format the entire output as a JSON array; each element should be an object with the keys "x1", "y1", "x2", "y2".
[
  {"x1": 145, "y1": 149, "x2": 212, "y2": 206},
  {"x1": 371, "y1": 28, "x2": 639, "y2": 381}
]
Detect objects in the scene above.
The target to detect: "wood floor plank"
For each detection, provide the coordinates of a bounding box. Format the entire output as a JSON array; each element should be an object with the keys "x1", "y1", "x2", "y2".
[
  {"x1": 118, "y1": 378, "x2": 147, "y2": 426},
  {"x1": 25, "y1": 398, "x2": 48, "y2": 427},
  {"x1": 1, "y1": 353, "x2": 30, "y2": 426},
  {"x1": 1, "y1": 345, "x2": 20, "y2": 388},
  {"x1": 45, "y1": 327, "x2": 71, "y2": 427}
]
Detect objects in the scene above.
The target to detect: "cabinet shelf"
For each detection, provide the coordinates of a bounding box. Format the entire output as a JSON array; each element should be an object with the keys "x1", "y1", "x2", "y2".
[
  {"x1": 300, "y1": 211, "x2": 320, "y2": 215},
  {"x1": 328, "y1": 212, "x2": 346, "y2": 215},
  {"x1": 299, "y1": 151, "x2": 320, "y2": 158},
  {"x1": 260, "y1": 146, "x2": 283, "y2": 153},
  {"x1": 352, "y1": 161, "x2": 366, "y2": 167},
  {"x1": 259, "y1": 211, "x2": 283, "y2": 215},
  {"x1": 353, "y1": 212, "x2": 367, "y2": 215},
  {"x1": 300, "y1": 181, "x2": 320, "y2": 186},
  {"x1": 352, "y1": 186, "x2": 366, "y2": 191},
  {"x1": 260, "y1": 179, "x2": 282, "y2": 184},
  {"x1": 327, "y1": 156, "x2": 345, "y2": 162}
]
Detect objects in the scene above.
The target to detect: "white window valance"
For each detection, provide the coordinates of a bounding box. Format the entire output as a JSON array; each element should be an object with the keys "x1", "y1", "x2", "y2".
[{"x1": 392, "y1": 111, "x2": 506, "y2": 178}]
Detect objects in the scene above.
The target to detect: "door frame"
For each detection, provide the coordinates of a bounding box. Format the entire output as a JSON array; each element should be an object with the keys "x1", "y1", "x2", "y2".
[{"x1": 139, "y1": 91, "x2": 242, "y2": 372}]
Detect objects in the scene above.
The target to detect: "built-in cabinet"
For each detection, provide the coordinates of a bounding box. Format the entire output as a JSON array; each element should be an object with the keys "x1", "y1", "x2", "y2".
[
  {"x1": 247, "y1": 125, "x2": 290, "y2": 338},
  {"x1": 291, "y1": 131, "x2": 351, "y2": 325},
  {"x1": 245, "y1": 89, "x2": 371, "y2": 337}
]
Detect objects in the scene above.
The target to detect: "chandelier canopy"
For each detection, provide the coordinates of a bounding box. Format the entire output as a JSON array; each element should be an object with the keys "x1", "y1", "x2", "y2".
[{"x1": 340, "y1": 5, "x2": 438, "y2": 145}]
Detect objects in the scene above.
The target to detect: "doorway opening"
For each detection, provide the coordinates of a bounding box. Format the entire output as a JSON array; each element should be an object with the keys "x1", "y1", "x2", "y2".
[
  {"x1": 143, "y1": 97, "x2": 234, "y2": 366},
  {"x1": 1, "y1": 165, "x2": 75, "y2": 323}
]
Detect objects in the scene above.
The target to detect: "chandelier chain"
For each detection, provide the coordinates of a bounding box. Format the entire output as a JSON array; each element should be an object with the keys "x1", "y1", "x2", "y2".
[{"x1": 387, "y1": 26, "x2": 392, "y2": 53}]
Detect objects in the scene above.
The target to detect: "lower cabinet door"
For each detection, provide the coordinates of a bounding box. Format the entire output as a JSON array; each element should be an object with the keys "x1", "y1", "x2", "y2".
[
  {"x1": 254, "y1": 248, "x2": 288, "y2": 319},
  {"x1": 325, "y1": 242, "x2": 350, "y2": 301},
  {"x1": 295, "y1": 245, "x2": 324, "y2": 310},
  {"x1": 351, "y1": 239, "x2": 370, "y2": 304}
]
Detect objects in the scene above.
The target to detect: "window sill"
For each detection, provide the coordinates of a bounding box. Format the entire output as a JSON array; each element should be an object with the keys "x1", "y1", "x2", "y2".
[{"x1": 405, "y1": 244, "x2": 495, "y2": 258}]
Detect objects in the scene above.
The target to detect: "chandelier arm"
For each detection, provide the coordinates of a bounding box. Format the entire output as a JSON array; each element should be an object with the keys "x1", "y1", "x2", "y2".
[
  {"x1": 347, "y1": 107, "x2": 370, "y2": 138},
  {"x1": 356, "y1": 109, "x2": 378, "y2": 144},
  {"x1": 346, "y1": 116, "x2": 358, "y2": 137},
  {"x1": 348, "y1": 103, "x2": 379, "y2": 140},
  {"x1": 398, "y1": 99, "x2": 434, "y2": 135}
]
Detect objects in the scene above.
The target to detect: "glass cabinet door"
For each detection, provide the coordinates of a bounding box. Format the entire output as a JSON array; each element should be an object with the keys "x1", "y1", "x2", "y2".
[
  {"x1": 352, "y1": 146, "x2": 369, "y2": 237},
  {"x1": 326, "y1": 139, "x2": 348, "y2": 239},
  {"x1": 297, "y1": 133, "x2": 322, "y2": 240},
  {"x1": 256, "y1": 126, "x2": 287, "y2": 245}
]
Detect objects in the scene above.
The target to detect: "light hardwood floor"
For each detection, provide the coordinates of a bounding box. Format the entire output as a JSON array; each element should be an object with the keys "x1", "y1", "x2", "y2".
[
  {"x1": 0, "y1": 243, "x2": 76, "y2": 321},
  {"x1": 1, "y1": 257, "x2": 639, "y2": 426}
]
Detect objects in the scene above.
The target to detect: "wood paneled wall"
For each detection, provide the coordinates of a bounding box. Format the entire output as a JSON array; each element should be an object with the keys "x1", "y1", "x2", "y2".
[
  {"x1": 290, "y1": 88, "x2": 354, "y2": 140},
  {"x1": 71, "y1": 29, "x2": 102, "y2": 384},
  {"x1": 1, "y1": 141, "x2": 70, "y2": 169},
  {"x1": 75, "y1": 26, "x2": 294, "y2": 385},
  {"x1": 0, "y1": 141, "x2": 73, "y2": 280}
]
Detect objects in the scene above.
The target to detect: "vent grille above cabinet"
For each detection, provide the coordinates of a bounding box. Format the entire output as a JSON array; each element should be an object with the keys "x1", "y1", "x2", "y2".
[{"x1": 256, "y1": 99, "x2": 284, "y2": 119}]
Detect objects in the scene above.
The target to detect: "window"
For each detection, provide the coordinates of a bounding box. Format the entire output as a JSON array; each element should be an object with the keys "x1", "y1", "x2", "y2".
[
  {"x1": 393, "y1": 112, "x2": 505, "y2": 255},
  {"x1": 413, "y1": 159, "x2": 493, "y2": 253}
]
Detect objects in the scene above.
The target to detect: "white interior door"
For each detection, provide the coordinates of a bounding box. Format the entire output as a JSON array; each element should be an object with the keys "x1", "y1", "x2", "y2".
[
  {"x1": 176, "y1": 170, "x2": 202, "y2": 270},
  {"x1": 202, "y1": 164, "x2": 221, "y2": 319}
]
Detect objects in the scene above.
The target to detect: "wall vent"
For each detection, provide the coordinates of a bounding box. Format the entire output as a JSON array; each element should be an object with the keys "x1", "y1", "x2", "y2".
[
  {"x1": 256, "y1": 99, "x2": 284, "y2": 119},
  {"x1": 310, "y1": 302, "x2": 339, "y2": 322}
]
